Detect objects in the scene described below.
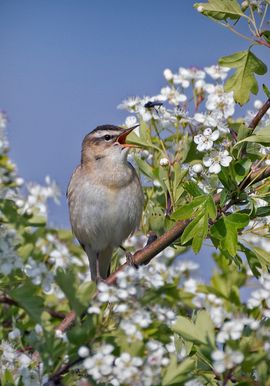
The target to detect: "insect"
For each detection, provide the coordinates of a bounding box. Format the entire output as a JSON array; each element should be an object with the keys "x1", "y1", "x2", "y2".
[{"x1": 144, "y1": 101, "x2": 163, "y2": 109}]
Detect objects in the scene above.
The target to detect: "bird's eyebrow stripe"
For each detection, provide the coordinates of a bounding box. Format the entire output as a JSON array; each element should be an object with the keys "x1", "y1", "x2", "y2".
[{"x1": 91, "y1": 130, "x2": 121, "y2": 138}]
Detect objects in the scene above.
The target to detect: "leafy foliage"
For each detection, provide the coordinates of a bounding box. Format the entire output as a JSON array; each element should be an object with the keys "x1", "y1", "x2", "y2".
[
  {"x1": 219, "y1": 50, "x2": 267, "y2": 105},
  {"x1": 194, "y1": 0, "x2": 244, "y2": 21}
]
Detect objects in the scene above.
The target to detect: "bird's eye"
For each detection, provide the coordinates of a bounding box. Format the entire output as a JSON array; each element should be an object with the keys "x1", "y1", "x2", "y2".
[{"x1": 104, "y1": 134, "x2": 112, "y2": 141}]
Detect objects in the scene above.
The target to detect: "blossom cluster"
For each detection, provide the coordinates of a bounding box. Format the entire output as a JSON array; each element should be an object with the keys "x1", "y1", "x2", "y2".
[{"x1": 119, "y1": 64, "x2": 236, "y2": 177}]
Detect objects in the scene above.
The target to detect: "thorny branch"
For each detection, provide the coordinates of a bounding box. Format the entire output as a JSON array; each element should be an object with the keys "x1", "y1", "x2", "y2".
[{"x1": 47, "y1": 97, "x2": 270, "y2": 384}]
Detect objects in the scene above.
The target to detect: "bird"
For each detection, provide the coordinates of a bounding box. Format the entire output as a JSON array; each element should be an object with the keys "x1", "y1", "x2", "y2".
[{"x1": 67, "y1": 124, "x2": 144, "y2": 281}]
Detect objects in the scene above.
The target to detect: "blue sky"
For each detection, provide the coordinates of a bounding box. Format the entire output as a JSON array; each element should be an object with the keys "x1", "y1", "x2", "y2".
[{"x1": 0, "y1": 0, "x2": 269, "y2": 228}]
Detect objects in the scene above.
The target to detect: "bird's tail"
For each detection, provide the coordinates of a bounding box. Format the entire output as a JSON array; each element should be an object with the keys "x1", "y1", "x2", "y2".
[{"x1": 84, "y1": 245, "x2": 112, "y2": 281}]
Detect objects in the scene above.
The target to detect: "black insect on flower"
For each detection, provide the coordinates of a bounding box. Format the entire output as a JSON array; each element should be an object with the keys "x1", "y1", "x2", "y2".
[{"x1": 144, "y1": 101, "x2": 163, "y2": 109}]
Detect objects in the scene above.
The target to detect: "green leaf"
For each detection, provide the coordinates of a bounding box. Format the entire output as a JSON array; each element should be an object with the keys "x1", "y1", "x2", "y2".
[
  {"x1": 1, "y1": 370, "x2": 16, "y2": 386},
  {"x1": 171, "y1": 196, "x2": 207, "y2": 220},
  {"x1": 55, "y1": 268, "x2": 84, "y2": 314},
  {"x1": 263, "y1": 83, "x2": 270, "y2": 99},
  {"x1": 191, "y1": 212, "x2": 208, "y2": 253},
  {"x1": 27, "y1": 214, "x2": 46, "y2": 226},
  {"x1": 240, "y1": 244, "x2": 262, "y2": 277},
  {"x1": 252, "y1": 206, "x2": 270, "y2": 218},
  {"x1": 171, "y1": 315, "x2": 206, "y2": 344},
  {"x1": 235, "y1": 126, "x2": 270, "y2": 145},
  {"x1": 253, "y1": 246, "x2": 270, "y2": 267},
  {"x1": 218, "y1": 167, "x2": 237, "y2": 191},
  {"x1": 205, "y1": 195, "x2": 217, "y2": 220},
  {"x1": 195, "y1": 310, "x2": 215, "y2": 347},
  {"x1": 194, "y1": 0, "x2": 244, "y2": 21},
  {"x1": 225, "y1": 212, "x2": 250, "y2": 228},
  {"x1": 261, "y1": 30, "x2": 270, "y2": 44},
  {"x1": 233, "y1": 159, "x2": 252, "y2": 183},
  {"x1": 181, "y1": 212, "x2": 205, "y2": 244},
  {"x1": 9, "y1": 282, "x2": 44, "y2": 323},
  {"x1": 17, "y1": 243, "x2": 34, "y2": 259},
  {"x1": 184, "y1": 181, "x2": 205, "y2": 197},
  {"x1": 162, "y1": 356, "x2": 196, "y2": 386},
  {"x1": 211, "y1": 213, "x2": 249, "y2": 256},
  {"x1": 134, "y1": 156, "x2": 154, "y2": 180},
  {"x1": 219, "y1": 50, "x2": 267, "y2": 105}
]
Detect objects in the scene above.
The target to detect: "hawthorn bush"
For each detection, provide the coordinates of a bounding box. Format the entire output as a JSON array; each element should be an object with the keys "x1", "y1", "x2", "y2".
[{"x1": 0, "y1": 1, "x2": 270, "y2": 385}]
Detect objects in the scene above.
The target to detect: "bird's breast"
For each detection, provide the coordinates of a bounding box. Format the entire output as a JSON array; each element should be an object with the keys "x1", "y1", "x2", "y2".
[{"x1": 68, "y1": 164, "x2": 143, "y2": 251}]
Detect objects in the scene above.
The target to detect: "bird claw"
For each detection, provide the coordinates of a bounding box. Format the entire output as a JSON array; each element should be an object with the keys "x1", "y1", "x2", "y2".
[
  {"x1": 126, "y1": 252, "x2": 138, "y2": 269},
  {"x1": 95, "y1": 276, "x2": 107, "y2": 285}
]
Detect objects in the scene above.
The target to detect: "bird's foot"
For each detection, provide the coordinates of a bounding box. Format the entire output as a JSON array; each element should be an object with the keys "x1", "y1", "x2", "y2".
[
  {"x1": 126, "y1": 252, "x2": 138, "y2": 269},
  {"x1": 95, "y1": 276, "x2": 107, "y2": 285}
]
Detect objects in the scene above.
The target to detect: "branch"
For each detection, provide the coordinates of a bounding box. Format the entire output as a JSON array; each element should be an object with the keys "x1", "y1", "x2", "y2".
[
  {"x1": 56, "y1": 97, "x2": 270, "y2": 334},
  {"x1": 248, "y1": 97, "x2": 270, "y2": 132},
  {"x1": 44, "y1": 358, "x2": 82, "y2": 386}
]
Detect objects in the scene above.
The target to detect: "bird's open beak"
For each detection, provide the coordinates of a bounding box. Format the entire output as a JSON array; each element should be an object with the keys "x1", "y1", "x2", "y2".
[{"x1": 117, "y1": 124, "x2": 140, "y2": 148}]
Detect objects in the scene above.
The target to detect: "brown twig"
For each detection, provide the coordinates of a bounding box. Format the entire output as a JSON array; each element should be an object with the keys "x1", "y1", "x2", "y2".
[
  {"x1": 248, "y1": 97, "x2": 270, "y2": 132},
  {"x1": 44, "y1": 357, "x2": 82, "y2": 386}
]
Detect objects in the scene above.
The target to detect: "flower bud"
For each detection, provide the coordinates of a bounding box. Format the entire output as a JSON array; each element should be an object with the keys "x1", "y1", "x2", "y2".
[
  {"x1": 163, "y1": 68, "x2": 173, "y2": 81},
  {"x1": 254, "y1": 100, "x2": 263, "y2": 110},
  {"x1": 192, "y1": 163, "x2": 203, "y2": 174},
  {"x1": 78, "y1": 346, "x2": 90, "y2": 358},
  {"x1": 160, "y1": 157, "x2": 169, "y2": 166}
]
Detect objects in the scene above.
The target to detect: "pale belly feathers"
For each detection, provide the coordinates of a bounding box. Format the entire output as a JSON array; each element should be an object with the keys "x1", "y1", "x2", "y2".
[{"x1": 69, "y1": 172, "x2": 143, "y2": 251}]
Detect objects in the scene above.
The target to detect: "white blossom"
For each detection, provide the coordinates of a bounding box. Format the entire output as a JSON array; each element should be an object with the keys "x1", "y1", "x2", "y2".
[
  {"x1": 160, "y1": 157, "x2": 169, "y2": 166},
  {"x1": 203, "y1": 150, "x2": 232, "y2": 174},
  {"x1": 212, "y1": 348, "x2": 244, "y2": 373},
  {"x1": 163, "y1": 68, "x2": 173, "y2": 81},
  {"x1": 125, "y1": 115, "x2": 138, "y2": 128},
  {"x1": 97, "y1": 281, "x2": 118, "y2": 303},
  {"x1": 194, "y1": 128, "x2": 219, "y2": 152},
  {"x1": 78, "y1": 346, "x2": 90, "y2": 358},
  {"x1": 206, "y1": 85, "x2": 235, "y2": 118},
  {"x1": 205, "y1": 65, "x2": 230, "y2": 80}
]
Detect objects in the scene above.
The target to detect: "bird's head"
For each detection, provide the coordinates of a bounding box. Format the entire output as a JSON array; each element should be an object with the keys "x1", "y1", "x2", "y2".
[{"x1": 81, "y1": 124, "x2": 138, "y2": 165}]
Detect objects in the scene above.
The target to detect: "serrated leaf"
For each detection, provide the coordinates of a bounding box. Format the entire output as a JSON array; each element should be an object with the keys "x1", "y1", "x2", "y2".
[
  {"x1": 219, "y1": 50, "x2": 267, "y2": 105},
  {"x1": 162, "y1": 356, "x2": 196, "y2": 386},
  {"x1": 195, "y1": 0, "x2": 244, "y2": 20},
  {"x1": 211, "y1": 213, "x2": 249, "y2": 256},
  {"x1": 9, "y1": 282, "x2": 44, "y2": 323},
  {"x1": 171, "y1": 315, "x2": 205, "y2": 344}
]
